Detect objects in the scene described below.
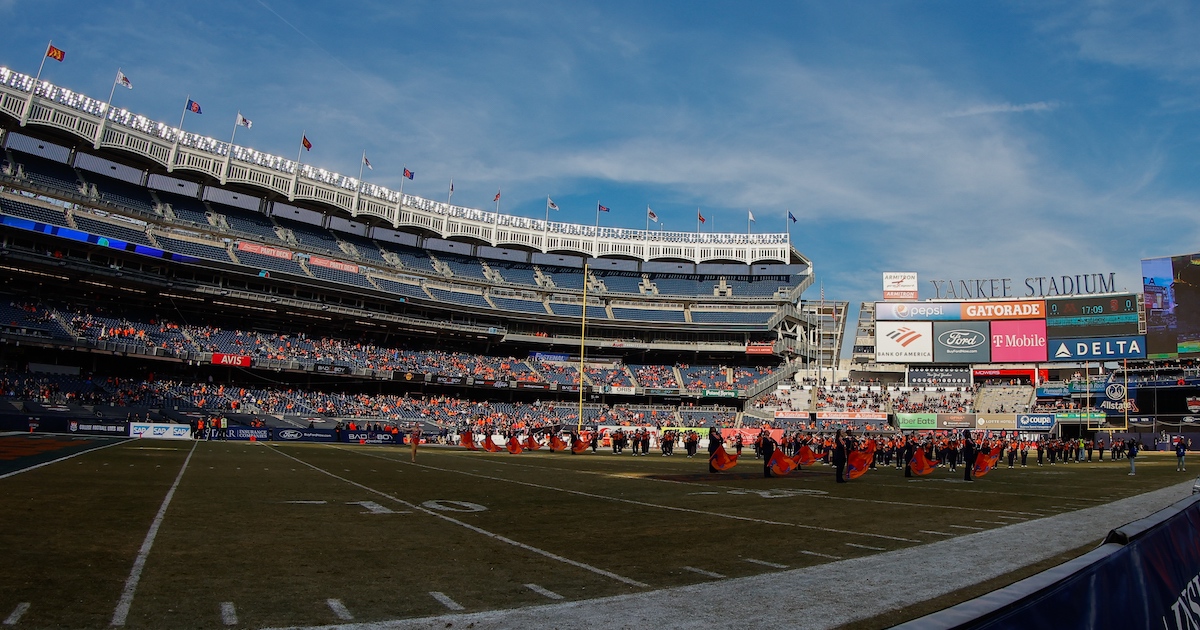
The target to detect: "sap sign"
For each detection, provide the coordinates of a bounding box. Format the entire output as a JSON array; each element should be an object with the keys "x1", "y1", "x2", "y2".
[
  {"x1": 1049, "y1": 336, "x2": 1146, "y2": 361},
  {"x1": 1016, "y1": 413, "x2": 1056, "y2": 431},
  {"x1": 875, "y1": 302, "x2": 962, "y2": 321}
]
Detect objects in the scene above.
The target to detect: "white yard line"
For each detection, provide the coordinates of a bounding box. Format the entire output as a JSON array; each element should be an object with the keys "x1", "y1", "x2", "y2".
[
  {"x1": 219, "y1": 602, "x2": 237, "y2": 626},
  {"x1": 429, "y1": 592, "x2": 464, "y2": 611},
  {"x1": 845, "y1": 543, "x2": 885, "y2": 551},
  {"x1": 682, "y1": 566, "x2": 726, "y2": 579},
  {"x1": 948, "y1": 525, "x2": 985, "y2": 531},
  {"x1": 326, "y1": 599, "x2": 353, "y2": 621},
  {"x1": 524, "y1": 584, "x2": 564, "y2": 600},
  {"x1": 110, "y1": 441, "x2": 197, "y2": 627},
  {"x1": 269, "y1": 446, "x2": 649, "y2": 588},
  {"x1": 3, "y1": 603, "x2": 30, "y2": 626},
  {"x1": 919, "y1": 530, "x2": 954, "y2": 536},
  {"x1": 744, "y1": 558, "x2": 789, "y2": 569}
]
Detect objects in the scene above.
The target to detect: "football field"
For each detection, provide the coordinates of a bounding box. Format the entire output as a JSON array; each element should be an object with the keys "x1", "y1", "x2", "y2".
[{"x1": 0, "y1": 434, "x2": 1189, "y2": 629}]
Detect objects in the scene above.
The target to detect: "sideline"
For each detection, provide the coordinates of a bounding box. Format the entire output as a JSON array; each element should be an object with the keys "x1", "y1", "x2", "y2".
[
  {"x1": 266, "y1": 444, "x2": 649, "y2": 588},
  {"x1": 0, "y1": 436, "x2": 127, "y2": 480},
  {"x1": 110, "y1": 440, "x2": 198, "y2": 626},
  {"x1": 263, "y1": 479, "x2": 1193, "y2": 630}
]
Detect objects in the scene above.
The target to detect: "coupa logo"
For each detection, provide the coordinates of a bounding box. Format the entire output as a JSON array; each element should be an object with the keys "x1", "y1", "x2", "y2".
[
  {"x1": 1018, "y1": 414, "x2": 1054, "y2": 428},
  {"x1": 278, "y1": 429, "x2": 303, "y2": 440},
  {"x1": 938, "y1": 329, "x2": 985, "y2": 348},
  {"x1": 886, "y1": 327, "x2": 923, "y2": 347}
]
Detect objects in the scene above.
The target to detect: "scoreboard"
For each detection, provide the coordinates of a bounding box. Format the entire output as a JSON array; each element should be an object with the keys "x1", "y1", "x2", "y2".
[{"x1": 1045, "y1": 294, "x2": 1144, "y2": 338}]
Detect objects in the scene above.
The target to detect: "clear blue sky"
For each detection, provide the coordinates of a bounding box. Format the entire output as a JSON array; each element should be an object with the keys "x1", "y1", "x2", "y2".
[{"x1": 3, "y1": 1, "x2": 1199, "y2": 303}]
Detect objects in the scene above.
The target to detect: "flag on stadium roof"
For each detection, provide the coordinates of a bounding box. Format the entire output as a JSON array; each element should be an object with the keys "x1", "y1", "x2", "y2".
[
  {"x1": 115, "y1": 70, "x2": 132, "y2": 89},
  {"x1": 547, "y1": 197, "x2": 558, "y2": 210},
  {"x1": 647, "y1": 206, "x2": 658, "y2": 222},
  {"x1": 46, "y1": 44, "x2": 65, "y2": 62},
  {"x1": 186, "y1": 99, "x2": 202, "y2": 114},
  {"x1": 748, "y1": 210, "x2": 755, "y2": 222},
  {"x1": 493, "y1": 189, "x2": 501, "y2": 202},
  {"x1": 236, "y1": 113, "x2": 252, "y2": 128},
  {"x1": 788, "y1": 211, "x2": 797, "y2": 223},
  {"x1": 363, "y1": 154, "x2": 373, "y2": 170},
  {"x1": 301, "y1": 135, "x2": 312, "y2": 151},
  {"x1": 597, "y1": 203, "x2": 610, "y2": 213},
  {"x1": 698, "y1": 211, "x2": 706, "y2": 223},
  {"x1": 403, "y1": 168, "x2": 414, "y2": 180}
]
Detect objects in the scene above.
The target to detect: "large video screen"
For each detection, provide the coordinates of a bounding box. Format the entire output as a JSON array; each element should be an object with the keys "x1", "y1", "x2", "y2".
[{"x1": 1143, "y1": 254, "x2": 1200, "y2": 358}]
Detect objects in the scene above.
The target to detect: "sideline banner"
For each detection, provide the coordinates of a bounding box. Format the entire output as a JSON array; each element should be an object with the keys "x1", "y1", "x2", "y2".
[
  {"x1": 130, "y1": 422, "x2": 192, "y2": 440},
  {"x1": 272, "y1": 428, "x2": 337, "y2": 442}
]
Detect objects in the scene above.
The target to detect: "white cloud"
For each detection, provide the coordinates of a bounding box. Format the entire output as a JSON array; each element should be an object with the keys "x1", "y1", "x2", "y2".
[{"x1": 943, "y1": 101, "x2": 1061, "y2": 117}]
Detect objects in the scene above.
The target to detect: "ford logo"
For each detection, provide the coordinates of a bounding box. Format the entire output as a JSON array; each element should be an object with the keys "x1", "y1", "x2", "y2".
[
  {"x1": 938, "y1": 329, "x2": 985, "y2": 348},
  {"x1": 278, "y1": 429, "x2": 302, "y2": 440}
]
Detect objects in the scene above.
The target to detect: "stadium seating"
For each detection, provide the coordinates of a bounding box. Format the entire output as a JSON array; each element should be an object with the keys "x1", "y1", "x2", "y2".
[
  {"x1": 610, "y1": 307, "x2": 686, "y2": 323},
  {"x1": 0, "y1": 197, "x2": 71, "y2": 227},
  {"x1": 13, "y1": 152, "x2": 82, "y2": 195}
]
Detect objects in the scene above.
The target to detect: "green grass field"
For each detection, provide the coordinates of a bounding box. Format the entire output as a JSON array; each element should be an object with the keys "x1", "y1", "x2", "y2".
[{"x1": 0, "y1": 434, "x2": 1189, "y2": 629}]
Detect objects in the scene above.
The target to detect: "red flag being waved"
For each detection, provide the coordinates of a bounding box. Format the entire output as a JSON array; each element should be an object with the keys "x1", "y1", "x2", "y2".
[
  {"x1": 709, "y1": 447, "x2": 738, "y2": 472},
  {"x1": 846, "y1": 440, "x2": 877, "y2": 480},
  {"x1": 459, "y1": 431, "x2": 477, "y2": 451},
  {"x1": 549, "y1": 434, "x2": 567, "y2": 452},
  {"x1": 506, "y1": 436, "x2": 524, "y2": 454},
  {"x1": 973, "y1": 449, "x2": 1001, "y2": 478},
  {"x1": 767, "y1": 449, "x2": 800, "y2": 476},
  {"x1": 571, "y1": 434, "x2": 590, "y2": 454},
  {"x1": 523, "y1": 435, "x2": 541, "y2": 451},
  {"x1": 46, "y1": 45, "x2": 66, "y2": 62},
  {"x1": 482, "y1": 435, "x2": 502, "y2": 453},
  {"x1": 909, "y1": 447, "x2": 937, "y2": 476},
  {"x1": 794, "y1": 444, "x2": 819, "y2": 466}
]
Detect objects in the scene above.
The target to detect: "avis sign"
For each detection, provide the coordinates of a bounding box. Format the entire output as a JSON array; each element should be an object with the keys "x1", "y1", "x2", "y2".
[{"x1": 1049, "y1": 336, "x2": 1146, "y2": 361}]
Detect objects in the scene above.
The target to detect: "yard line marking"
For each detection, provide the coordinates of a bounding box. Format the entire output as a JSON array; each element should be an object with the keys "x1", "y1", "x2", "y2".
[
  {"x1": 948, "y1": 525, "x2": 985, "y2": 531},
  {"x1": 284, "y1": 500, "x2": 327, "y2": 504},
  {"x1": 326, "y1": 599, "x2": 353, "y2": 621},
  {"x1": 219, "y1": 602, "x2": 237, "y2": 626},
  {"x1": 0, "y1": 438, "x2": 126, "y2": 480},
  {"x1": 920, "y1": 530, "x2": 954, "y2": 536},
  {"x1": 800, "y1": 550, "x2": 842, "y2": 560},
  {"x1": 525, "y1": 584, "x2": 564, "y2": 600},
  {"x1": 268, "y1": 446, "x2": 649, "y2": 588},
  {"x1": 342, "y1": 448, "x2": 918, "y2": 544},
  {"x1": 111, "y1": 441, "x2": 197, "y2": 627},
  {"x1": 975, "y1": 520, "x2": 1008, "y2": 525},
  {"x1": 845, "y1": 543, "x2": 885, "y2": 551},
  {"x1": 430, "y1": 592, "x2": 465, "y2": 611},
  {"x1": 683, "y1": 566, "x2": 726, "y2": 579},
  {"x1": 744, "y1": 558, "x2": 788, "y2": 569},
  {"x1": 996, "y1": 515, "x2": 1026, "y2": 520},
  {"x1": 4, "y1": 603, "x2": 30, "y2": 626}
]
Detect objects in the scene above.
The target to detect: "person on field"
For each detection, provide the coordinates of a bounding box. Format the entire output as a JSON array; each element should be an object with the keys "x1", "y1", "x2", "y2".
[
  {"x1": 1176, "y1": 438, "x2": 1187, "y2": 472},
  {"x1": 707, "y1": 427, "x2": 725, "y2": 473},
  {"x1": 832, "y1": 429, "x2": 847, "y2": 483},
  {"x1": 410, "y1": 424, "x2": 421, "y2": 462},
  {"x1": 760, "y1": 431, "x2": 777, "y2": 478},
  {"x1": 1127, "y1": 438, "x2": 1139, "y2": 475},
  {"x1": 962, "y1": 429, "x2": 977, "y2": 482}
]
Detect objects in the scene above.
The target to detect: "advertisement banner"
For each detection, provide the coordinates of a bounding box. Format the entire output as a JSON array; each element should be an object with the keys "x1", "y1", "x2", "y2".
[
  {"x1": 470, "y1": 379, "x2": 511, "y2": 389},
  {"x1": 236, "y1": 241, "x2": 293, "y2": 260},
  {"x1": 307, "y1": 255, "x2": 360, "y2": 274},
  {"x1": 883, "y1": 272, "x2": 919, "y2": 301},
  {"x1": 932, "y1": 321, "x2": 991, "y2": 364},
  {"x1": 745, "y1": 343, "x2": 775, "y2": 355},
  {"x1": 774, "y1": 410, "x2": 811, "y2": 420},
  {"x1": 990, "y1": 320, "x2": 1048, "y2": 362},
  {"x1": 1098, "y1": 382, "x2": 1139, "y2": 416},
  {"x1": 211, "y1": 353, "x2": 252, "y2": 368},
  {"x1": 314, "y1": 364, "x2": 350, "y2": 375},
  {"x1": 896, "y1": 413, "x2": 937, "y2": 430},
  {"x1": 607, "y1": 386, "x2": 636, "y2": 395},
  {"x1": 272, "y1": 428, "x2": 337, "y2": 442},
  {"x1": 1045, "y1": 314, "x2": 1140, "y2": 339},
  {"x1": 434, "y1": 375, "x2": 466, "y2": 386},
  {"x1": 130, "y1": 422, "x2": 192, "y2": 440},
  {"x1": 876, "y1": 321, "x2": 934, "y2": 363},
  {"x1": 224, "y1": 427, "x2": 270, "y2": 441},
  {"x1": 908, "y1": 367, "x2": 972, "y2": 386},
  {"x1": 720, "y1": 428, "x2": 785, "y2": 443},
  {"x1": 342, "y1": 431, "x2": 400, "y2": 444},
  {"x1": 1054, "y1": 411, "x2": 1107, "y2": 424},
  {"x1": 702, "y1": 389, "x2": 740, "y2": 398},
  {"x1": 1037, "y1": 386, "x2": 1070, "y2": 397},
  {"x1": 530, "y1": 351, "x2": 570, "y2": 362},
  {"x1": 1049, "y1": 336, "x2": 1147, "y2": 361},
  {"x1": 1016, "y1": 413, "x2": 1057, "y2": 431},
  {"x1": 962, "y1": 300, "x2": 1045, "y2": 320},
  {"x1": 645, "y1": 388, "x2": 680, "y2": 396},
  {"x1": 936, "y1": 413, "x2": 977, "y2": 429},
  {"x1": 516, "y1": 382, "x2": 551, "y2": 391},
  {"x1": 814, "y1": 411, "x2": 888, "y2": 421},
  {"x1": 975, "y1": 413, "x2": 1018, "y2": 430},
  {"x1": 875, "y1": 302, "x2": 961, "y2": 321},
  {"x1": 67, "y1": 421, "x2": 128, "y2": 435}
]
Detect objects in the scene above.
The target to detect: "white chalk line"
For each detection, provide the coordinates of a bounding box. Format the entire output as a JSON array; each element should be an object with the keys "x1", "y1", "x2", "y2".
[
  {"x1": 525, "y1": 584, "x2": 564, "y2": 600},
  {"x1": 4, "y1": 603, "x2": 30, "y2": 626},
  {"x1": 326, "y1": 599, "x2": 353, "y2": 621},
  {"x1": 268, "y1": 446, "x2": 648, "y2": 588},
  {"x1": 341, "y1": 447, "x2": 919, "y2": 544},
  {"x1": 743, "y1": 558, "x2": 788, "y2": 569},
  {"x1": 111, "y1": 441, "x2": 198, "y2": 626},
  {"x1": 845, "y1": 543, "x2": 885, "y2": 551},
  {"x1": 682, "y1": 566, "x2": 726, "y2": 579},
  {"x1": 430, "y1": 592, "x2": 464, "y2": 611},
  {"x1": 219, "y1": 602, "x2": 237, "y2": 626}
]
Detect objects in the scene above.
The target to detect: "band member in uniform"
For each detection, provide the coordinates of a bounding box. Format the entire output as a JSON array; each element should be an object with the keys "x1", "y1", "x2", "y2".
[
  {"x1": 761, "y1": 431, "x2": 777, "y2": 478},
  {"x1": 962, "y1": 429, "x2": 976, "y2": 482},
  {"x1": 708, "y1": 427, "x2": 725, "y2": 473}
]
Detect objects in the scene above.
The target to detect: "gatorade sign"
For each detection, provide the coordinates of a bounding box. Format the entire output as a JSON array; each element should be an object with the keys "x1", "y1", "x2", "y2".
[{"x1": 1049, "y1": 336, "x2": 1146, "y2": 361}]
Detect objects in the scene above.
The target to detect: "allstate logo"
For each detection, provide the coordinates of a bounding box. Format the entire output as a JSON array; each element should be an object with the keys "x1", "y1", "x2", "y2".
[
  {"x1": 938, "y1": 329, "x2": 985, "y2": 348},
  {"x1": 1105, "y1": 383, "x2": 1126, "y2": 401},
  {"x1": 278, "y1": 429, "x2": 302, "y2": 440}
]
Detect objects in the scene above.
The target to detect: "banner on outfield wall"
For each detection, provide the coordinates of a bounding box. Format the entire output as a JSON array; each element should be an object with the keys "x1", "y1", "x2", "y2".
[
  {"x1": 976, "y1": 413, "x2": 1018, "y2": 430},
  {"x1": 272, "y1": 428, "x2": 337, "y2": 442},
  {"x1": 211, "y1": 353, "x2": 252, "y2": 367},
  {"x1": 876, "y1": 321, "x2": 934, "y2": 363},
  {"x1": 236, "y1": 241, "x2": 293, "y2": 260},
  {"x1": 774, "y1": 411, "x2": 810, "y2": 420},
  {"x1": 896, "y1": 413, "x2": 938, "y2": 430},
  {"x1": 223, "y1": 427, "x2": 270, "y2": 441},
  {"x1": 130, "y1": 422, "x2": 192, "y2": 439},
  {"x1": 937, "y1": 413, "x2": 977, "y2": 429},
  {"x1": 1017, "y1": 413, "x2": 1057, "y2": 431},
  {"x1": 883, "y1": 272, "x2": 919, "y2": 301},
  {"x1": 341, "y1": 431, "x2": 399, "y2": 444},
  {"x1": 307, "y1": 255, "x2": 360, "y2": 274},
  {"x1": 815, "y1": 411, "x2": 888, "y2": 421},
  {"x1": 68, "y1": 420, "x2": 129, "y2": 435}
]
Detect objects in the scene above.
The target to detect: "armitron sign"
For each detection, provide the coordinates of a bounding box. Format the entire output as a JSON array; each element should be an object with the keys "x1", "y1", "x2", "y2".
[{"x1": 883, "y1": 272, "x2": 918, "y2": 300}]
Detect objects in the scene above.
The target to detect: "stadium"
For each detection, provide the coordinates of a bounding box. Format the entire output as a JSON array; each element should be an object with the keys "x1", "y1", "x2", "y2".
[{"x1": 1, "y1": 41, "x2": 1200, "y2": 630}]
